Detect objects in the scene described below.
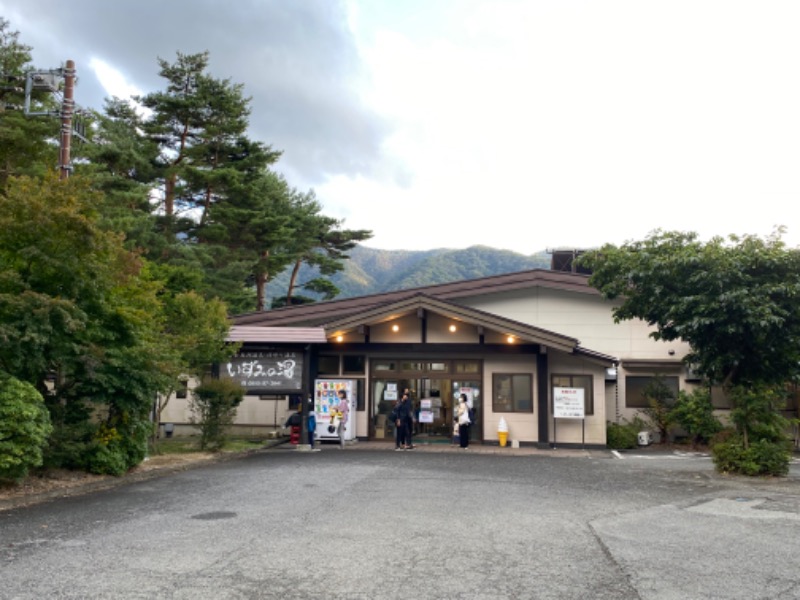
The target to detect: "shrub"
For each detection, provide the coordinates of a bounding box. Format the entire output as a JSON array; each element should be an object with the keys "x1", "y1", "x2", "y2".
[
  {"x1": 0, "y1": 374, "x2": 53, "y2": 482},
  {"x1": 190, "y1": 379, "x2": 244, "y2": 451},
  {"x1": 711, "y1": 431, "x2": 791, "y2": 477},
  {"x1": 606, "y1": 419, "x2": 640, "y2": 449},
  {"x1": 670, "y1": 388, "x2": 722, "y2": 447}
]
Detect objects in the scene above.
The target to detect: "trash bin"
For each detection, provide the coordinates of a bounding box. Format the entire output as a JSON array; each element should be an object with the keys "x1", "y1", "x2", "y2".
[{"x1": 498, "y1": 417, "x2": 508, "y2": 447}]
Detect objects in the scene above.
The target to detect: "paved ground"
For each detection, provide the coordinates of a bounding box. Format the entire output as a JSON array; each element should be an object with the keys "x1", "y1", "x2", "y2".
[{"x1": 2, "y1": 441, "x2": 799, "y2": 599}]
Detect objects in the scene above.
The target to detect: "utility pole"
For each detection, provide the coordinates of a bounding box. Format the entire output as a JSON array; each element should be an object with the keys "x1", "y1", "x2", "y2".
[
  {"x1": 23, "y1": 59, "x2": 82, "y2": 179},
  {"x1": 59, "y1": 60, "x2": 76, "y2": 180}
]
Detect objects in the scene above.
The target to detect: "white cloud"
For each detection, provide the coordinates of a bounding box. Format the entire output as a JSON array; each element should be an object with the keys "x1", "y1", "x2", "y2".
[
  {"x1": 315, "y1": 0, "x2": 800, "y2": 253},
  {"x1": 88, "y1": 57, "x2": 142, "y2": 101},
  {"x1": 3, "y1": 0, "x2": 798, "y2": 253}
]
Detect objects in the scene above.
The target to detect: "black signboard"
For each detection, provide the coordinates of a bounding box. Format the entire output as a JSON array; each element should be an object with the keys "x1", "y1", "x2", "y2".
[{"x1": 219, "y1": 349, "x2": 304, "y2": 393}]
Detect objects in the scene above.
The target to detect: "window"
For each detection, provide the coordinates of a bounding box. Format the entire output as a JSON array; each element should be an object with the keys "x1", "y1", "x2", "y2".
[
  {"x1": 551, "y1": 374, "x2": 594, "y2": 415},
  {"x1": 175, "y1": 379, "x2": 188, "y2": 399},
  {"x1": 401, "y1": 361, "x2": 426, "y2": 372},
  {"x1": 318, "y1": 355, "x2": 340, "y2": 375},
  {"x1": 373, "y1": 361, "x2": 397, "y2": 372},
  {"x1": 455, "y1": 361, "x2": 480, "y2": 374},
  {"x1": 493, "y1": 374, "x2": 533, "y2": 413},
  {"x1": 343, "y1": 355, "x2": 365, "y2": 374},
  {"x1": 626, "y1": 376, "x2": 678, "y2": 408}
]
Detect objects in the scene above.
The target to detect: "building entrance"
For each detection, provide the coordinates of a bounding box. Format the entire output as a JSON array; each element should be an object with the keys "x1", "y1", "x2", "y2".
[{"x1": 372, "y1": 377, "x2": 481, "y2": 444}]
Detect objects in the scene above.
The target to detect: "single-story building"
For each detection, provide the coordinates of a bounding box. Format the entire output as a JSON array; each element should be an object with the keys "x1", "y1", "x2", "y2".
[{"x1": 161, "y1": 252, "x2": 711, "y2": 448}]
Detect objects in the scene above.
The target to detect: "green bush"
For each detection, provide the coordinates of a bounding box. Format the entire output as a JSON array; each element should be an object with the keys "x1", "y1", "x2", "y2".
[
  {"x1": 606, "y1": 420, "x2": 639, "y2": 449},
  {"x1": 670, "y1": 388, "x2": 722, "y2": 447},
  {"x1": 711, "y1": 431, "x2": 791, "y2": 476},
  {"x1": 0, "y1": 374, "x2": 53, "y2": 482},
  {"x1": 190, "y1": 379, "x2": 244, "y2": 451},
  {"x1": 83, "y1": 440, "x2": 129, "y2": 476}
]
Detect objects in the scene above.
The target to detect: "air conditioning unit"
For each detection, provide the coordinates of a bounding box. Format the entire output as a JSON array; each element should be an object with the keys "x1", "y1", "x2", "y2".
[
  {"x1": 637, "y1": 431, "x2": 653, "y2": 446},
  {"x1": 685, "y1": 365, "x2": 702, "y2": 382}
]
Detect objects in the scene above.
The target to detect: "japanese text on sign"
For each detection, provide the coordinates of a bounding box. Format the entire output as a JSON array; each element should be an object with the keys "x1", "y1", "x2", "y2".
[
  {"x1": 553, "y1": 387, "x2": 585, "y2": 419},
  {"x1": 221, "y1": 351, "x2": 303, "y2": 391}
]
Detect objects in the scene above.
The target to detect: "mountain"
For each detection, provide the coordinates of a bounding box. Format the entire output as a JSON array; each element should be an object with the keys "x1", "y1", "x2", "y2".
[{"x1": 268, "y1": 245, "x2": 552, "y2": 304}]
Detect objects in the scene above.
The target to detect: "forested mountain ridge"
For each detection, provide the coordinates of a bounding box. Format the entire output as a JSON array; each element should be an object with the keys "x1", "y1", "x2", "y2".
[{"x1": 270, "y1": 245, "x2": 552, "y2": 302}]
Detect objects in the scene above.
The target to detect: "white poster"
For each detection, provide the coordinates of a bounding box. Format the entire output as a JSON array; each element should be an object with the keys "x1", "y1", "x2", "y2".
[
  {"x1": 553, "y1": 387, "x2": 585, "y2": 419},
  {"x1": 418, "y1": 411, "x2": 434, "y2": 423}
]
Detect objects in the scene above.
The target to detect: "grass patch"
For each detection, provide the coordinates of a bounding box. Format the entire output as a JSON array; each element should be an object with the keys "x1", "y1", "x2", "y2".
[{"x1": 149, "y1": 436, "x2": 269, "y2": 456}]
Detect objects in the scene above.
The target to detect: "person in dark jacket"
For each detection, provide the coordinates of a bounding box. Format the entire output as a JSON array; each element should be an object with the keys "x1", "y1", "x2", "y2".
[
  {"x1": 404, "y1": 389, "x2": 416, "y2": 450},
  {"x1": 395, "y1": 392, "x2": 413, "y2": 450},
  {"x1": 284, "y1": 408, "x2": 302, "y2": 428}
]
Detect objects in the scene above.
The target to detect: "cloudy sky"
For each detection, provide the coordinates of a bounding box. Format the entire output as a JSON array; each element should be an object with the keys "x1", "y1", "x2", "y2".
[{"x1": 2, "y1": 0, "x2": 798, "y2": 254}]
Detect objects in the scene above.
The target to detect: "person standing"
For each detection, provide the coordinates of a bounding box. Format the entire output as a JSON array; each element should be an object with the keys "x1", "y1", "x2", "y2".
[
  {"x1": 395, "y1": 392, "x2": 411, "y2": 450},
  {"x1": 390, "y1": 398, "x2": 402, "y2": 450},
  {"x1": 335, "y1": 389, "x2": 350, "y2": 449},
  {"x1": 456, "y1": 393, "x2": 471, "y2": 449},
  {"x1": 403, "y1": 389, "x2": 415, "y2": 450},
  {"x1": 307, "y1": 399, "x2": 317, "y2": 450}
]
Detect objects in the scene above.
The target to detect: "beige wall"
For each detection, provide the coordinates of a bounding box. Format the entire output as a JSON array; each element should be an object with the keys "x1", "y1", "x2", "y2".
[
  {"x1": 458, "y1": 287, "x2": 692, "y2": 361},
  {"x1": 482, "y1": 355, "x2": 537, "y2": 444},
  {"x1": 547, "y1": 353, "x2": 607, "y2": 446},
  {"x1": 159, "y1": 382, "x2": 296, "y2": 432},
  {"x1": 480, "y1": 352, "x2": 607, "y2": 447}
]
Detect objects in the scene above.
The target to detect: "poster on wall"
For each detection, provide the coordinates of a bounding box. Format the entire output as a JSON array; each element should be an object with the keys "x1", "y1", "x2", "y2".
[
  {"x1": 219, "y1": 349, "x2": 303, "y2": 393},
  {"x1": 553, "y1": 387, "x2": 585, "y2": 419}
]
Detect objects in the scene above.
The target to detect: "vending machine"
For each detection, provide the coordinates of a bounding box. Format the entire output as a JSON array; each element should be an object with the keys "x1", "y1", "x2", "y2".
[{"x1": 313, "y1": 379, "x2": 357, "y2": 441}]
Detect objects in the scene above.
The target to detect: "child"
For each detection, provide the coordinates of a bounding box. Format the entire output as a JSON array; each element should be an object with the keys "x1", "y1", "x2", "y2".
[
  {"x1": 307, "y1": 400, "x2": 317, "y2": 450},
  {"x1": 452, "y1": 419, "x2": 459, "y2": 446}
]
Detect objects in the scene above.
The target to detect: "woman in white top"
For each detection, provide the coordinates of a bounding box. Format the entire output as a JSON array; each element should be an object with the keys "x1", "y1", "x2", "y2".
[{"x1": 456, "y1": 393, "x2": 470, "y2": 449}]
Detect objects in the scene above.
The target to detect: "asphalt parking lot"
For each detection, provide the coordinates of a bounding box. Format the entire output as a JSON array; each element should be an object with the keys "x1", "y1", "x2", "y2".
[{"x1": 2, "y1": 443, "x2": 799, "y2": 599}]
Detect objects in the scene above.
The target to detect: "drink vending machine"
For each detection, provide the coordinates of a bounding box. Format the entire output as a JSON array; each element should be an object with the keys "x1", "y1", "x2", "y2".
[{"x1": 313, "y1": 379, "x2": 357, "y2": 441}]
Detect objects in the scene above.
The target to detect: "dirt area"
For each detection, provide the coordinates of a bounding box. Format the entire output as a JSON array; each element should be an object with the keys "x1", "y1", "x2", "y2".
[{"x1": 0, "y1": 452, "x2": 221, "y2": 508}]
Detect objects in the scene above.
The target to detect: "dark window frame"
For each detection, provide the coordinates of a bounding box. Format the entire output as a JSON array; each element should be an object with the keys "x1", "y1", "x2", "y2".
[
  {"x1": 492, "y1": 373, "x2": 534, "y2": 413},
  {"x1": 625, "y1": 375, "x2": 679, "y2": 409}
]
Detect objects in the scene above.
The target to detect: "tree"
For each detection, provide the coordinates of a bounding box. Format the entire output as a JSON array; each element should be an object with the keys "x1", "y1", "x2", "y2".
[
  {"x1": 579, "y1": 229, "x2": 799, "y2": 474},
  {"x1": 638, "y1": 376, "x2": 677, "y2": 444},
  {"x1": 190, "y1": 378, "x2": 244, "y2": 451},
  {"x1": 150, "y1": 284, "x2": 237, "y2": 451},
  {"x1": 0, "y1": 174, "x2": 237, "y2": 474},
  {"x1": 78, "y1": 97, "x2": 162, "y2": 253},
  {"x1": 203, "y1": 169, "x2": 297, "y2": 311},
  {"x1": 281, "y1": 188, "x2": 372, "y2": 305},
  {"x1": 579, "y1": 229, "x2": 800, "y2": 388},
  {"x1": 136, "y1": 51, "x2": 281, "y2": 236},
  {"x1": 0, "y1": 18, "x2": 60, "y2": 187}
]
